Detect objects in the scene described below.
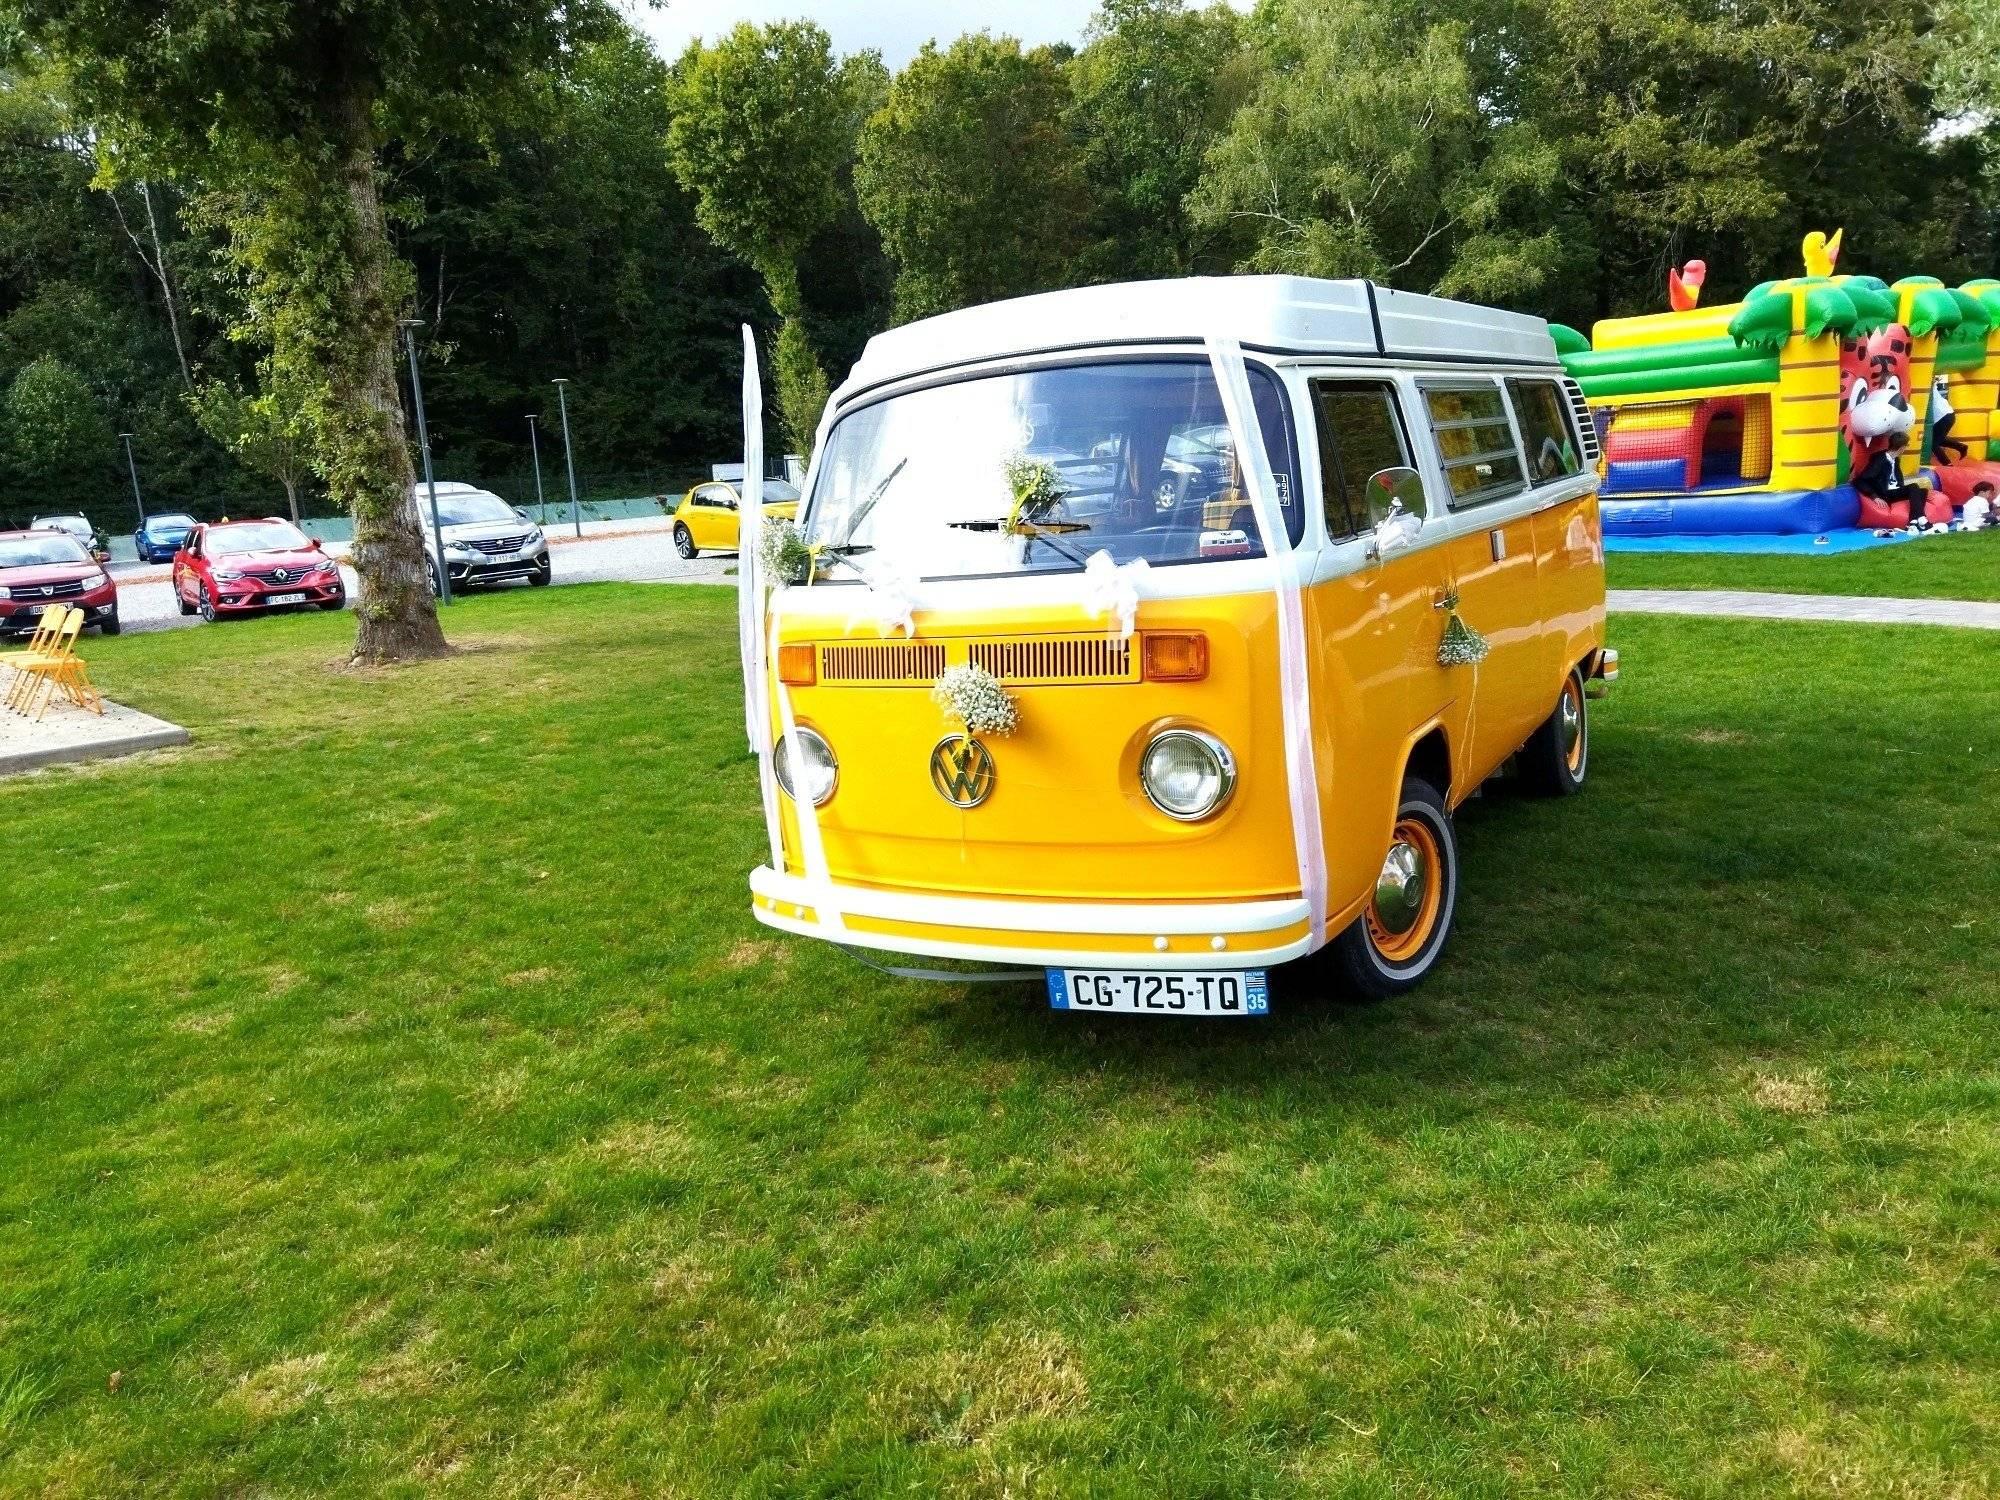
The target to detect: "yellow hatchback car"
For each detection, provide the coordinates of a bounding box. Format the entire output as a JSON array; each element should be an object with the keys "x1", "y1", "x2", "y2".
[
  {"x1": 742, "y1": 275, "x2": 1615, "y2": 1015},
  {"x1": 670, "y1": 480, "x2": 798, "y2": 559}
]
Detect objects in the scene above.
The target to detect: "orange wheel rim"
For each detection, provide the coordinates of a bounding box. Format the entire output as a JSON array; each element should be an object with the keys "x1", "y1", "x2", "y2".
[
  {"x1": 1366, "y1": 816, "x2": 1444, "y2": 964},
  {"x1": 1562, "y1": 678, "x2": 1586, "y2": 774}
]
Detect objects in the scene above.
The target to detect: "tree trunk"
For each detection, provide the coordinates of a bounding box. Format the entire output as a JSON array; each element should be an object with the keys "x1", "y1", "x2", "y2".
[
  {"x1": 327, "y1": 74, "x2": 448, "y2": 663},
  {"x1": 282, "y1": 475, "x2": 300, "y2": 525},
  {"x1": 140, "y1": 181, "x2": 194, "y2": 392}
]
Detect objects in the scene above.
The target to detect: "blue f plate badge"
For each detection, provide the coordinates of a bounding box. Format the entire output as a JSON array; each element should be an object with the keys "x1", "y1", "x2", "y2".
[{"x1": 1048, "y1": 968, "x2": 1269, "y2": 1017}]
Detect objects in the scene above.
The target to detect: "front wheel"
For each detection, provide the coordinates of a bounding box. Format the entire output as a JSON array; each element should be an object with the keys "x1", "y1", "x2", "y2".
[
  {"x1": 529, "y1": 560, "x2": 552, "y2": 587},
  {"x1": 197, "y1": 583, "x2": 217, "y2": 624},
  {"x1": 1328, "y1": 776, "x2": 1458, "y2": 1000},
  {"x1": 98, "y1": 612, "x2": 122, "y2": 636},
  {"x1": 673, "y1": 522, "x2": 697, "y2": 559},
  {"x1": 1518, "y1": 665, "x2": 1588, "y2": 797}
]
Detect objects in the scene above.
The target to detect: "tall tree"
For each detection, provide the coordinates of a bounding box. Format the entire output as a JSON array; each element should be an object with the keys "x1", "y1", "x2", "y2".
[
  {"x1": 856, "y1": 34, "x2": 1093, "y2": 322},
  {"x1": 665, "y1": 21, "x2": 854, "y2": 453},
  {"x1": 2, "y1": 354, "x2": 115, "y2": 512},
  {"x1": 1070, "y1": 0, "x2": 1250, "y2": 280},
  {"x1": 1189, "y1": 0, "x2": 1561, "y2": 302},
  {"x1": 9, "y1": 0, "x2": 610, "y2": 662}
]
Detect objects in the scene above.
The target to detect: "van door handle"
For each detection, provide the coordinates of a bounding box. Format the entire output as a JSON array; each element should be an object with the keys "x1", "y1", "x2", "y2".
[{"x1": 1490, "y1": 528, "x2": 1506, "y2": 562}]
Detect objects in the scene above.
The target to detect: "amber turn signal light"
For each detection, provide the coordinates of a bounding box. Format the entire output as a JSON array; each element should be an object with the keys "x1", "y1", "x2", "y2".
[
  {"x1": 1142, "y1": 632, "x2": 1208, "y2": 682},
  {"x1": 777, "y1": 644, "x2": 817, "y2": 686}
]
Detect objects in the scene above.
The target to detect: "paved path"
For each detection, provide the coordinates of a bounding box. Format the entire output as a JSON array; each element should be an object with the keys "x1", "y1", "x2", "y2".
[{"x1": 1609, "y1": 589, "x2": 2000, "y2": 631}]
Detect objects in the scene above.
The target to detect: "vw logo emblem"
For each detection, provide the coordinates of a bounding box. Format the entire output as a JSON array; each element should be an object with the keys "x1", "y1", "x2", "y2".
[
  {"x1": 930, "y1": 734, "x2": 996, "y2": 808},
  {"x1": 272, "y1": 568, "x2": 289, "y2": 582}
]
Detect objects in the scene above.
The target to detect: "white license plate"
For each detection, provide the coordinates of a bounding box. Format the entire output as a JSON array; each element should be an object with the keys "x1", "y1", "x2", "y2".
[
  {"x1": 483, "y1": 551, "x2": 516, "y2": 565},
  {"x1": 266, "y1": 591, "x2": 307, "y2": 605},
  {"x1": 1048, "y1": 968, "x2": 1269, "y2": 1017},
  {"x1": 23, "y1": 603, "x2": 47, "y2": 616}
]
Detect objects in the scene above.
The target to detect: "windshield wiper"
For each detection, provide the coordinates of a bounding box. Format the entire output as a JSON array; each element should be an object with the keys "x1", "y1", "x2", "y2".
[{"x1": 946, "y1": 514, "x2": 1096, "y2": 568}]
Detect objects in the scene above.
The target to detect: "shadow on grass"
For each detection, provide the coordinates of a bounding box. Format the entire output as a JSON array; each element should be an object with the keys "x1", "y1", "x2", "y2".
[{"x1": 905, "y1": 702, "x2": 1989, "y2": 1116}]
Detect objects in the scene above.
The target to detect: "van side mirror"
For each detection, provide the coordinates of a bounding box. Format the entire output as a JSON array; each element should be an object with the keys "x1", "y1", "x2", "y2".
[{"x1": 1362, "y1": 467, "x2": 1426, "y2": 559}]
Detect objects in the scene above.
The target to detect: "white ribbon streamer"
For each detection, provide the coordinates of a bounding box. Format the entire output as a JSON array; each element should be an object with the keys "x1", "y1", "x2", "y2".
[
  {"x1": 1082, "y1": 550, "x2": 1150, "y2": 640},
  {"x1": 739, "y1": 328, "x2": 782, "y2": 873},
  {"x1": 743, "y1": 325, "x2": 844, "y2": 935},
  {"x1": 1204, "y1": 335, "x2": 1328, "y2": 949}
]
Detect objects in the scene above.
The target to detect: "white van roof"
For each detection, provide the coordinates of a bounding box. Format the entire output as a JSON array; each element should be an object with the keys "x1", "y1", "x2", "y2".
[{"x1": 842, "y1": 276, "x2": 1559, "y2": 398}]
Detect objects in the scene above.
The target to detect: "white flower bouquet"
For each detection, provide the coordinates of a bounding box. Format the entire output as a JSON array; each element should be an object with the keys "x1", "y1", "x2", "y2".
[{"x1": 930, "y1": 662, "x2": 1019, "y2": 736}]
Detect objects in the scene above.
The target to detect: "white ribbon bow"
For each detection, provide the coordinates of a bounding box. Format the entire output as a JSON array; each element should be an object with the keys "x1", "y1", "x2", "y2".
[
  {"x1": 840, "y1": 557, "x2": 919, "y2": 638},
  {"x1": 1373, "y1": 505, "x2": 1423, "y2": 556},
  {"x1": 1082, "y1": 549, "x2": 1150, "y2": 639}
]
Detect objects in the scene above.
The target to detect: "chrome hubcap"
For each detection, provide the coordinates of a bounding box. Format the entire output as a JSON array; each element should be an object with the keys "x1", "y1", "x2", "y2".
[
  {"x1": 1374, "y1": 839, "x2": 1428, "y2": 935},
  {"x1": 1558, "y1": 691, "x2": 1582, "y2": 762}
]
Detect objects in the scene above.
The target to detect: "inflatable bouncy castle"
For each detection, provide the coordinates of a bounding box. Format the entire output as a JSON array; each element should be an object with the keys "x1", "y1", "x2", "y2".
[{"x1": 1554, "y1": 233, "x2": 2000, "y2": 537}]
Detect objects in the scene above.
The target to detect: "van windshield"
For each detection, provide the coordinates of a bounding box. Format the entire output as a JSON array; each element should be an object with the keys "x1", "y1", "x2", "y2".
[{"x1": 803, "y1": 359, "x2": 1301, "y2": 581}]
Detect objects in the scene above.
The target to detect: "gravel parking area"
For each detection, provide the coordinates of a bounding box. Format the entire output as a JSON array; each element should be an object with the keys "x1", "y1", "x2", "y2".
[{"x1": 111, "y1": 518, "x2": 735, "y2": 634}]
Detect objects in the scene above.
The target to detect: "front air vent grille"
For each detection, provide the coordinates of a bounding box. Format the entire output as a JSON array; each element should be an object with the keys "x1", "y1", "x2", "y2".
[
  {"x1": 968, "y1": 634, "x2": 1137, "y2": 685},
  {"x1": 819, "y1": 641, "x2": 947, "y2": 684},
  {"x1": 1561, "y1": 377, "x2": 1603, "y2": 464}
]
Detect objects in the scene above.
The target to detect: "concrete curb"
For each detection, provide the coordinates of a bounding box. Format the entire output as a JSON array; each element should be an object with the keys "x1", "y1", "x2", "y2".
[{"x1": 0, "y1": 706, "x2": 191, "y2": 777}]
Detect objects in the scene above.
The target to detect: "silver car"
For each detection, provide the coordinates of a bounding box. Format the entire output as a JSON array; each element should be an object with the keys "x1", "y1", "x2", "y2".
[{"x1": 410, "y1": 483, "x2": 552, "y2": 593}]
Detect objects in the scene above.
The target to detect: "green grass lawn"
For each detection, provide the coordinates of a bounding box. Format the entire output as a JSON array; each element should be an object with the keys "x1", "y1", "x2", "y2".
[
  {"x1": 4, "y1": 587, "x2": 1997, "y2": 1496},
  {"x1": 1609, "y1": 525, "x2": 2000, "y2": 601}
]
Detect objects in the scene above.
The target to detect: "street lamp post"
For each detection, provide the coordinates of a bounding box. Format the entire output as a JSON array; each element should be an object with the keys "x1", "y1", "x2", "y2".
[
  {"x1": 527, "y1": 413, "x2": 549, "y2": 527},
  {"x1": 119, "y1": 432, "x2": 145, "y2": 524},
  {"x1": 399, "y1": 318, "x2": 451, "y2": 606},
  {"x1": 552, "y1": 378, "x2": 582, "y2": 539}
]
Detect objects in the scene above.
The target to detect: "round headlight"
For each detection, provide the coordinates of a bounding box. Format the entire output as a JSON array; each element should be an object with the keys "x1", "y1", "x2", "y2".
[
  {"x1": 774, "y1": 727, "x2": 837, "y2": 806},
  {"x1": 1140, "y1": 729, "x2": 1235, "y2": 821}
]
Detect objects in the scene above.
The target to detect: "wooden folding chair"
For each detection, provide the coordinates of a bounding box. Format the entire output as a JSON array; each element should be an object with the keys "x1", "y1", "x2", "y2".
[{"x1": 6, "y1": 607, "x2": 95, "y2": 721}]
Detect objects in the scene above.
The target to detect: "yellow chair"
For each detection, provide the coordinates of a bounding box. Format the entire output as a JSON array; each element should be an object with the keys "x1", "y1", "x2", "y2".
[
  {"x1": 3, "y1": 605, "x2": 70, "y2": 710},
  {"x1": 5, "y1": 606, "x2": 99, "y2": 721}
]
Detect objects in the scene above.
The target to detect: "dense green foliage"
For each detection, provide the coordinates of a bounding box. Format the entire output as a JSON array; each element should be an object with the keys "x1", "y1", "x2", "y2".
[
  {"x1": 2, "y1": 0, "x2": 1995, "y2": 539},
  {"x1": 857, "y1": 35, "x2": 1092, "y2": 322},
  {"x1": 3, "y1": 587, "x2": 1998, "y2": 1492}
]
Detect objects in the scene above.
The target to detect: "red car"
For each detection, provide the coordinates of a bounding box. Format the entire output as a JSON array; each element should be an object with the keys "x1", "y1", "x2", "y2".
[
  {"x1": 0, "y1": 527, "x2": 121, "y2": 636},
  {"x1": 173, "y1": 518, "x2": 346, "y2": 622}
]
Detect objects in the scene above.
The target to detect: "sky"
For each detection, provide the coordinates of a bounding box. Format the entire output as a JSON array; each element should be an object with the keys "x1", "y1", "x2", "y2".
[{"x1": 623, "y1": 0, "x2": 1243, "y2": 68}]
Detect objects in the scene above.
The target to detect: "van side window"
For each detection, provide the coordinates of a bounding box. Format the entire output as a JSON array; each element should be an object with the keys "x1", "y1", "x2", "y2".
[
  {"x1": 1312, "y1": 380, "x2": 1411, "y2": 540},
  {"x1": 1507, "y1": 378, "x2": 1583, "y2": 483},
  {"x1": 1421, "y1": 382, "x2": 1525, "y2": 508}
]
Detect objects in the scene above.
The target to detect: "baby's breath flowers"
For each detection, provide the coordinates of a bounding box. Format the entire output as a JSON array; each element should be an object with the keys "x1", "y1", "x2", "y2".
[{"x1": 930, "y1": 663, "x2": 1019, "y2": 737}]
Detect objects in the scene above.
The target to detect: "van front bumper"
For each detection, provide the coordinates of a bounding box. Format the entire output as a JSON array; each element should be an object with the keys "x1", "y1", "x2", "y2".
[{"x1": 750, "y1": 865, "x2": 1313, "y2": 970}]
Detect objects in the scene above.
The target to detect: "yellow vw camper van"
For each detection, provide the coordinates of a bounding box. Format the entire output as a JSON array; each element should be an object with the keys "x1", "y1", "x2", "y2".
[{"x1": 743, "y1": 276, "x2": 1614, "y2": 1013}]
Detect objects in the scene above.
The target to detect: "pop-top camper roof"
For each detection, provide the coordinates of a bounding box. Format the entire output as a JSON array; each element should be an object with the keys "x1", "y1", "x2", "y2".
[{"x1": 841, "y1": 276, "x2": 1560, "y2": 400}]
